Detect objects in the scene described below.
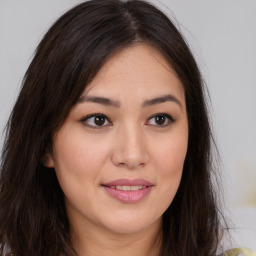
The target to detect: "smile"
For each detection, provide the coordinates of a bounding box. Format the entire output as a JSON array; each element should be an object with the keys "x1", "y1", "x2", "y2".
[
  {"x1": 102, "y1": 179, "x2": 154, "y2": 203},
  {"x1": 109, "y1": 185, "x2": 148, "y2": 191}
]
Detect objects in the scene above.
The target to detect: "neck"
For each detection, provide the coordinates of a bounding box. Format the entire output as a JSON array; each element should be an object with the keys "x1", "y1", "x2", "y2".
[{"x1": 70, "y1": 218, "x2": 162, "y2": 256}]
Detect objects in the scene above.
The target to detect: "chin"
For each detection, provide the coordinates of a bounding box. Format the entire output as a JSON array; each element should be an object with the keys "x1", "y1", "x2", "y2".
[{"x1": 102, "y1": 214, "x2": 162, "y2": 235}]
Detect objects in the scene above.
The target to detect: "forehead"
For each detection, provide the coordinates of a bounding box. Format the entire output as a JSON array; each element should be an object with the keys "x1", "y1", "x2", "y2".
[{"x1": 84, "y1": 44, "x2": 185, "y2": 102}]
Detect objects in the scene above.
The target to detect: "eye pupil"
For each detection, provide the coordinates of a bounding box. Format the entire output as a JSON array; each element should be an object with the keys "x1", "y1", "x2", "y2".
[
  {"x1": 95, "y1": 116, "x2": 105, "y2": 126},
  {"x1": 155, "y1": 115, "x2": 166, "y2": 125}
]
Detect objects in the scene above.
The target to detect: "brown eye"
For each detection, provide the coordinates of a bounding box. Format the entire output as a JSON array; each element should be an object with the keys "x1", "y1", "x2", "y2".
[
  {"x1": 146, "y1": 113, "x2": 175, "y2": 127},
  {"x1": 81, "y1": 114, "x2": 111, "y2": 128},
  {"x1": 155, "y1": 115, "x2": 166, "y2": 125},
  {"x1": 94, "y1": 116, "x2": 106, "y2": 126}
]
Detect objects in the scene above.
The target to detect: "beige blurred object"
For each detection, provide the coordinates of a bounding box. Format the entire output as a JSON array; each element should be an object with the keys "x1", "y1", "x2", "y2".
[
  {"x1": 223, "y1": 247, "x2": 256, "y2": 256},
  {"x1": 232, "y1": 161, "x2": 256, "y2": 207}
]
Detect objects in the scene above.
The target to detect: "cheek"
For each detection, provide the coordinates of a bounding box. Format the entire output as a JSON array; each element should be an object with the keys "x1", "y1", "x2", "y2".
[
  {"x1": 51, "y1": 131, "x2": 103, "y2": 198},
  {"x1": 53, "y1": 127, "x2": 109, "y2": 174},
  {"x1": 153, "y1": 131, "x2": 188, "y2": 171},
  {"x1": 51, "y1": 129, "x2": 109, "y2": 210},
  {"x1": 152, "y1": 132, "x2": 188, "y2": 198}
]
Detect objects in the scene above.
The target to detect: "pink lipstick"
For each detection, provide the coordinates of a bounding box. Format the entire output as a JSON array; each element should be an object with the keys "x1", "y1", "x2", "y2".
[{"x1": 102, "y1": 179, "x2": 153, "y2": 203}]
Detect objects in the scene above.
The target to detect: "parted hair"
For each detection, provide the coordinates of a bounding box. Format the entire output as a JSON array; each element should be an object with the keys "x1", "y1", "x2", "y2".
[{"x1": 0, "y1": 0, "x2": 224, "y2": 255}]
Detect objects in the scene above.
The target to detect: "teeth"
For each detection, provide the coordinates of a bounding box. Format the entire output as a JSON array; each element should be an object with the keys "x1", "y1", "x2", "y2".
[
  {"x1": 131, "y1": 186, "x2": 139, "y2": 191},
  {"x1": 110, "y1": 185, "x2": 146, "y2": 191},
  {"x1": 123, "y1": 185, "x2": 130, "y2": 191}
]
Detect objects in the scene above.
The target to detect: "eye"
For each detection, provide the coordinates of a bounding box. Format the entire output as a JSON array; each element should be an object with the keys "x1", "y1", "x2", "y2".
[
  {"x1": 146, "y1": 113, "x2": 175, "y2": 127},
  {"x1": 81, "y1": 114, "x2": 111, "y2": 128}
]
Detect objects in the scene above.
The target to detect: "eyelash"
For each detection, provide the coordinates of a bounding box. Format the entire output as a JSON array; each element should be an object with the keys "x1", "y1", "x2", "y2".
[
  {"x1": 80, "y1": 113, "x2": 176, "y2": 129},
  {"x1": 80, "y1": 113, "x2": 111, "y2": 129},
  {"x1": 145, "y1": 113, "x2": 176, "y2": 127}
]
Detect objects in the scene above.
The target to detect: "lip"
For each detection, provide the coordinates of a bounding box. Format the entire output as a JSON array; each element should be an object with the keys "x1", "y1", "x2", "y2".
[
  {"x1": 102, "y1": 179, "x2": 154, "y2": 203},
  {"x1": 103, "y1": 179, "x2": 153, "y2": 187}
]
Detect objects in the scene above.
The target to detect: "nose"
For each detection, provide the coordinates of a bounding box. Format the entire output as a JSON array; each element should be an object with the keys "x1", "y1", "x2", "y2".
[{"x1": 111, "y1": 124, "x2": 149, "y2": 169}]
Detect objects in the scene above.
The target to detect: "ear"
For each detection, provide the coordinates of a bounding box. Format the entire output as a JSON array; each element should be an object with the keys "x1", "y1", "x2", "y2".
[{"x1": 42, "y1": 152, "x2": 55, "y2": 168}]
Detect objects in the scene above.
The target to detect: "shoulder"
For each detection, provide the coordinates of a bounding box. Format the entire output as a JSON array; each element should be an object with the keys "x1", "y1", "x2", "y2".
[{"x1": 222, "y1": 247, "x2": 256, "y2": 256}]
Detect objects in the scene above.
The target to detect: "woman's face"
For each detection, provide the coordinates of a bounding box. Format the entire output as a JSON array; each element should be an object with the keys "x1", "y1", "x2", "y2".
[{"x1": 47, "y1": 44, "x2": 188, "y2": 236}]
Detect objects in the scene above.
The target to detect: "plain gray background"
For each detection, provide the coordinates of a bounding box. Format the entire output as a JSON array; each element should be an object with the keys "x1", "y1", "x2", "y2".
[{"x1": 0, "y1": 0, "x2": 256, "y2": 250}]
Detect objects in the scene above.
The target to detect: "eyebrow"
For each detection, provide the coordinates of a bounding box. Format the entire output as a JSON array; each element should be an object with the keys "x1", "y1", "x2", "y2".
[
  {"x1": 142, "y1": 94, "x2": 182, "y2": 109},
  {"x1": 78, "y1": 95, "x2": 121, "y2": 108},
  {"x1": 78, "y1": 94, "x2": 182, "y2": 109}
]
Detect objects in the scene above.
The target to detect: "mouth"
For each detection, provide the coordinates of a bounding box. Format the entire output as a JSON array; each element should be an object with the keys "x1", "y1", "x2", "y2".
[
  {"x1": 101, "y1": 179, "x2": 154, "y2": 203},
  {"x1": 104, "y1": 185, "x2": 151, "y2": 191}
]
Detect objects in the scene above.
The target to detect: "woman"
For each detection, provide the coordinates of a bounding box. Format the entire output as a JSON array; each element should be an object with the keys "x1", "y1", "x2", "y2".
[{"x1": 0, "y1": 0, "x2": 254, "y2": 255}]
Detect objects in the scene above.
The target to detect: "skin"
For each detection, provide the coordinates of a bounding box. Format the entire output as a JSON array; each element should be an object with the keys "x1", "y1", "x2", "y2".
[{"x1": 47, "y1": 44, "x2": 189, "y2": 256}]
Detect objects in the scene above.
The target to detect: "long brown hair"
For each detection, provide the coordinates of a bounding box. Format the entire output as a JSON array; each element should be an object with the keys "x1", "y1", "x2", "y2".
[{"x1": 0, "y1": 0, "x2": 225, "y2": 255}]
